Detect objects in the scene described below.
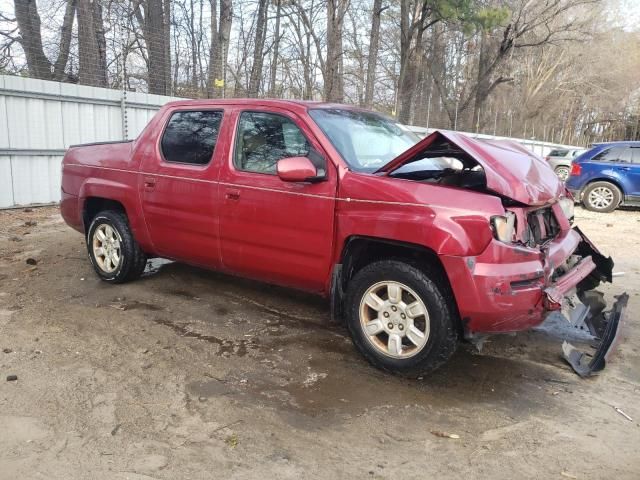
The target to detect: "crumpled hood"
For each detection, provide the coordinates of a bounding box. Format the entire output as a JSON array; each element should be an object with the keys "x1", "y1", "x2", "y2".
[{"x1": 376, "y1": 130, "x2": 564, "y2": 206}]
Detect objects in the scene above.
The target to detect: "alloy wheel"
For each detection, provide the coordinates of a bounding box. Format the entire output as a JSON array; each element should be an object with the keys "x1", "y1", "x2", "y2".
[
  {"x1": 359, "y1": 281, "x2": 430, "y2": 359},
  {"x1": 92, "y1": 224, "x2": 122, "y2": 273},
  {"x1": 588, "y1": 186, "x2": 614, "y2": 210}
]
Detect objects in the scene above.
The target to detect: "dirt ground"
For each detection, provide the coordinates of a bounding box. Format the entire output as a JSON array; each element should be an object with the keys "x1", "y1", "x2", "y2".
[{"x1": 0, "y1": 205, "x2": 638, "y2": 479}]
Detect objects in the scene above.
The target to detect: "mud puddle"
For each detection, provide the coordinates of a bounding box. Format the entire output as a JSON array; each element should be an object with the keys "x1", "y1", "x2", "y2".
[
  {"x1": 151, "y1": 316, "x2": 258, "y2": 356},
  {"x1": 185, "y1": 342, "x2": 566, "y2": 429}
]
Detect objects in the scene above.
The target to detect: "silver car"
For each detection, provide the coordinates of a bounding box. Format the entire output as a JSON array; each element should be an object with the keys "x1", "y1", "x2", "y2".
[{"x1": 545, "y1": 148, "x2": 586, "y2": 181}]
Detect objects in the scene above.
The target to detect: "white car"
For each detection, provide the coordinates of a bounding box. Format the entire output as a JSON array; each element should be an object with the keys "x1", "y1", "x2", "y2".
[{"x1": 545, "y1": 148, "x2": 586, "y2": 181}]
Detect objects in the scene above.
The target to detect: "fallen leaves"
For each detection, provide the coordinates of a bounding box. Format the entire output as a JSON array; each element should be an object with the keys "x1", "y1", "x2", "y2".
[
  {"x1": 225, "y1": 433, "x2": 239, "y2": 448},
  {"x1": 431, "y1": 431, "x2": 460, "y2": 439}
]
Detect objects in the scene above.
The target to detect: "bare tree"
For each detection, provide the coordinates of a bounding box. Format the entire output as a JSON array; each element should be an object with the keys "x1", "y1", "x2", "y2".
[
  {"x1": 77, "y1": 0, "x2": 108, "y2": 87},
  {"x1": 132, "y1": 0, "x2": 172, "y2": 94},
  {"x1": 268, "y1": 0, "x2": 282, "y2": 96},
  {"x1": 364, "y1": 0, "x2": 384, "y2": 107},
  {"x1": 207, "y1": 0, "x2": 232, "y2": 97},
  {"x1": 325, "y1": 0, "x2": 349, "y2": 102},
  {"x1": 13, "y1": 0, "x2": 76, "y2": 80},
  {"x1": 248, "y1": 0, "x2": 268, "y2": 96}
]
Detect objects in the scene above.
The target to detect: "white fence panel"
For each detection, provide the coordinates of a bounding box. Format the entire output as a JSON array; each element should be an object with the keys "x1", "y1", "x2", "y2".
[
  {"x1": 0, "y1": 157, "x2": 12, "y2": 207},
  {"x1": 0, "y1": 75, "x2": 181, "y2": 208}
]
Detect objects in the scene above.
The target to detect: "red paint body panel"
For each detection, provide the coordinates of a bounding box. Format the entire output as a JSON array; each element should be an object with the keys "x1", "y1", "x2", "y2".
[
  {"x1": 60, "y1": 99, "x2": 598, "y2": 335},
  {"x1": 216, "y1": 106, "x2": 337, "y2": 292}
]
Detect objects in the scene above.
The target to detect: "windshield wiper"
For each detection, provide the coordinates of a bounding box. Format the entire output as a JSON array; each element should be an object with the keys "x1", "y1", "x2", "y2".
[{"x1": 391, "y1": 168, "x2": 459, "y2": 181}]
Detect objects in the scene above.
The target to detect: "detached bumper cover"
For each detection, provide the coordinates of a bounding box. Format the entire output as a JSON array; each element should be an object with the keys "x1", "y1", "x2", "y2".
[{"x1": 562, "y1": 293, "x2": 628, "y2": 377}]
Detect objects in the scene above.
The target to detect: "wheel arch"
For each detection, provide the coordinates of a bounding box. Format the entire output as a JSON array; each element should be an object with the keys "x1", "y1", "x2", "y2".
[
  {"x1": 78, "y1": 178, "x2": 153, "y2": 252},
  {"x1": 83, "y1": 196, "x2": 127, "y2": 231},
  {"x1": 582, "y1": 177, "x2": 625, "y2": 199},
  {"x1": 331, "y1": 235, "x2": 461, "y2": 333}
]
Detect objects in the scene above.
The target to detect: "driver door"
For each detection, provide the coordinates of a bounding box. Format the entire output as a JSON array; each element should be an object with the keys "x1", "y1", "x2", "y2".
[{"x1": 218, "y1": 107, "x2": 337, "y2": 292}]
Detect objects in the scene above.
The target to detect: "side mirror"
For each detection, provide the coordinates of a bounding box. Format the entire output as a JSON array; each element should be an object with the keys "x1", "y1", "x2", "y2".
[{"x1": 276, "y1": 156, "x2": 319, "y2": 182}]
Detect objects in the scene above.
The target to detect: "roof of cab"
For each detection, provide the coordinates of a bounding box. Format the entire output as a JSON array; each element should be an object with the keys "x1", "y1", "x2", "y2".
[{"x1": 161, "y1": 98, "x2": 364, "y2": 114}]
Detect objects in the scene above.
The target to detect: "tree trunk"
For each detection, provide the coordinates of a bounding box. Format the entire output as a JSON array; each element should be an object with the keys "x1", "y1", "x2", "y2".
[
  {"x1": 77, "y1": 0, "x2": 108, "y2": 87},
  {"x1": 207, "y1": 0, "x2": 232, "y2": 98},
  {"x1": 397, "y1": 29, "x2": 424, "y2": 125},
  {"x1": 248, "y1": 0, "x2": 268, "y2": 96},
  {"x1": 324, "y1": 0, "x2": 348, "y2": 102},
  {"x1": 144, "y1": 0, "x2": 170, "y2": 95},
  {"x1": 14, "y1": 0, "x2": 53, "y2": 79},
  {"x1": 163, "y1": 0, "x2": 172, "y2": 93},
  {"x1": 52, "y1": 0, "x2": 76, "y2": 81},
  {"x1": 395, "y1": 0, "x2": 413, "y2": 123},
  {"x1": 364, "y1": 0, "x2": 382, "y2": 108},
  {"x1": 473, "y1": 32, "x2": 494, "y2": 131},
  {"x1": 268, "y1": 0, "x2": 282, "y2": 97}
]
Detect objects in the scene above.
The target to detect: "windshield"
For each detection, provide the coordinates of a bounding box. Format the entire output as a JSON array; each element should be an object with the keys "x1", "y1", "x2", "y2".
[{"x1": 309, "y1": 108, "x2": 420, "y2": 172}]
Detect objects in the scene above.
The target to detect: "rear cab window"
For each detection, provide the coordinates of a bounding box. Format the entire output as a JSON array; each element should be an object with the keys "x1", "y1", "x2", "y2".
[{"x1": 161, "y1": 110, "x2": 224, "y2": 165}]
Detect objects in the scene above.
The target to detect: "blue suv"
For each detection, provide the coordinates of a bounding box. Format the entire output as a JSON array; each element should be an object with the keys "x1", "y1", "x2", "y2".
[{"x1": 565, "y1": 141, "x2": 640, "y2": 212}]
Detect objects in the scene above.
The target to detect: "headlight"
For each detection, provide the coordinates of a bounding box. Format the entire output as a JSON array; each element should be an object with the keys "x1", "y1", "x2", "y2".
[
  {"x1": 558, "y1": 197, "x2": 574, "y2": 222},
  {"x1": 491, "y1": 212, "x2": 516, "y2": 243}
]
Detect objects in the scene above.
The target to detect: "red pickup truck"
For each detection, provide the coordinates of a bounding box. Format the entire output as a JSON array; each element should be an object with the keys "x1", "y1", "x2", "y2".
[{"x1": 60, "y1": 99, "x2": 627, "y2": 377}]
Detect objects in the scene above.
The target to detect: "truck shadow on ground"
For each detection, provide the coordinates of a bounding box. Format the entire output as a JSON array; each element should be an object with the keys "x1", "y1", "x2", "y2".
[{"x1": 134, "y1": 259, "x2": 581, "y2": 424}]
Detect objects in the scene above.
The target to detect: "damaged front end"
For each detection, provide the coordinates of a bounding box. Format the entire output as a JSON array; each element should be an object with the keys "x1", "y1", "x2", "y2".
[
  {"x1": 544, "y1": 227, "x2": 628, "y2": 377},
  {"x1": 379, "y1": 129, "x2": 628, "y2": 377}
]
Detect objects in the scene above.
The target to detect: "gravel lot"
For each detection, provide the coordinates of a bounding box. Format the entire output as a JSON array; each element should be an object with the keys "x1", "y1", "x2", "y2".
[{"x1": 0, "y1": 205, "x2": 639, "y2": 479}]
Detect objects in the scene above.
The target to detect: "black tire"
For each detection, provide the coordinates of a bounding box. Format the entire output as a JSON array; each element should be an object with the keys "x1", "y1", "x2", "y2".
[
  {"x1": 582, "y1": 181, "x2": 621, "y2": 213},
  {"x1": 86, "y1": 210, "x2": 147, "y2": 283},
  {"x1": 345, "y1": 260, "x2": 458, "y2": 377},
  {"x1": 554, "y1": 166, "x2": 570, "y2": 182}
]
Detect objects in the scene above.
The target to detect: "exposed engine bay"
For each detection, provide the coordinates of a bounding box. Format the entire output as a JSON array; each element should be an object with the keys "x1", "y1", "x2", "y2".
[{"x1": 388, "y1": 137, "x2": 487, "y2": 191}]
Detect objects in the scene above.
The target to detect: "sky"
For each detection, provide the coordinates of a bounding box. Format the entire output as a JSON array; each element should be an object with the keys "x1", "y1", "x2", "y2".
[{"x1": 610, "y1": 0, "x2": 640, "y2": 31}]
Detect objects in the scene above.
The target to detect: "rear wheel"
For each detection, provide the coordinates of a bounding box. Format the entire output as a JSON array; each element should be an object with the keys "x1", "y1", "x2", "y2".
[
  {"x1": 555, "y1": 165, "x2": 570, "y2": 182},
  {"x1": 345, "y1": 260, "x2": 458, "y2": 377},
  {"x1": 582, "y1": 181, "x2": 621, "y2": 213},
  {"x1": 87, "y1": 210, "x2": 147, "y2": 283}
]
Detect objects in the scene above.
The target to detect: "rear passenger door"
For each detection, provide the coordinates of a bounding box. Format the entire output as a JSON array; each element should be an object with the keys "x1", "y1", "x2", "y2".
[
  {"x1": 140, "y1": 108, "x2": 227, "y2": 267},
  {"x1": 628, "y1": 147, "x2": 640, "y2": 197},
  {"x1": 217, "y1": 108, "x2": 337, "y2": 292}
]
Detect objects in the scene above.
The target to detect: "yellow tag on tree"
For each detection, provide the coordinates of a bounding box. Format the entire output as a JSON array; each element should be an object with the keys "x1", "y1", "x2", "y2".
[{"x1": 214, "y1": 79, "x2": 225, "y2": 87}]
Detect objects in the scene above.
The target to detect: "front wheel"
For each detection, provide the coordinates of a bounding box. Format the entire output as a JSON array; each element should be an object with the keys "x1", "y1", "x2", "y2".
[
  {"x1": 87, "y1": 210, "x2": 147, "y2": 283},
  {"x1": 345, "y1": 260, "x2": 458, "y2": 377},
  {"x1": 582, "y1": 181, "x2": 621, "y2": 213}
]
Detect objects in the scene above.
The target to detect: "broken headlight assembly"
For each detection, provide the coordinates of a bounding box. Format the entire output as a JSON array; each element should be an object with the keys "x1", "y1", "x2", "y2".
[
  {"x1": 558, "y1": 197, "x2": 574, "y2": 223},
  {"x1": 490, "y1": 211, "x2": 516, "y2": 243}
]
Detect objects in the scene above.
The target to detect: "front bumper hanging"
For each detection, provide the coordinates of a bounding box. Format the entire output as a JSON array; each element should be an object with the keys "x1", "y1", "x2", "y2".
[
  {"x1": 561, "y1": 293, "x2": 628, "y2": 377},
  {"x1": 543, "y1": 227, "x2": 628, "y2": 377}
]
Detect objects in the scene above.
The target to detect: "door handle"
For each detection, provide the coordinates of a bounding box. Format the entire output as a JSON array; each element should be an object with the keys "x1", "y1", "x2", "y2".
[
  {"x1": 144, "y1": 177, "x2": 157, "y2": 190},
  {"x1": 225, "y1": 189, "x2": 241, "y2": 200},
  {"x1": 618, "y1": 166, "x2": 631, "y2": 171}
]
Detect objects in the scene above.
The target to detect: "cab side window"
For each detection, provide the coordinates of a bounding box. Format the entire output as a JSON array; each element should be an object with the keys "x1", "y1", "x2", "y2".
[
  {"x1": 234, "y1": 112, "x2": 310, "y2": 174},
  {"x1": 161, "y1": 110, "x2": 223, "y2": 165}
]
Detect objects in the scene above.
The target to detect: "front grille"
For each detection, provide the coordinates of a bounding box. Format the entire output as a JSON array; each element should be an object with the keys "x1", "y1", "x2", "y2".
[{"x1": 527, "y1": 207, "x2": 560, "y2": 245}]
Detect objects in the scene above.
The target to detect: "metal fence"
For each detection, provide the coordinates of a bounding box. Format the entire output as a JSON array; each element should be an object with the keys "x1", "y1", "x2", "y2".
[
  {"x1": 406, "y1": 126, "x2": 580, "y2": 158},
  {"x1": 0, "y1": 75, "x2": 181, "y2": 208},
  {"x1": 0, "y1": 76, "x2": 581, "y2": 208}
]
